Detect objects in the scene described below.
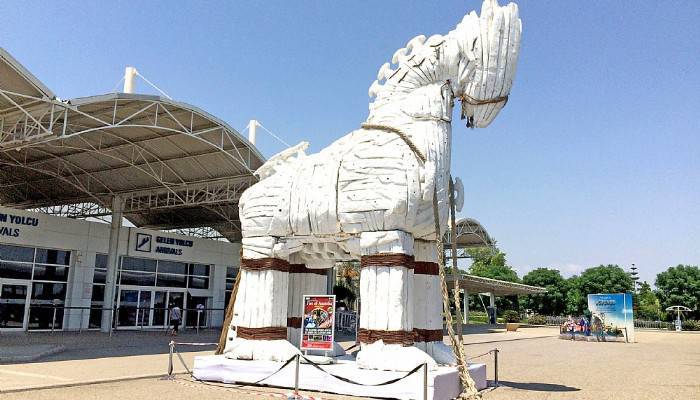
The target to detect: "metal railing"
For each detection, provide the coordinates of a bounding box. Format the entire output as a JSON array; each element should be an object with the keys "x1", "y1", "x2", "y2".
[
  {"x1": 12, "y1": 304, "x2": 225, "y2": 334},
  {"x1": 537, "y1": 315, "x2": 676, "y2": 331},
  {"x1": 633, "y1": 319, "x2": 674, "y2": 330}
]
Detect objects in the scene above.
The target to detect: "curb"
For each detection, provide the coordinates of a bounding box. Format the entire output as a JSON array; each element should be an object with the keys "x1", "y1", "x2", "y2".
[
  {"x1": 0, "y1": 369, "x2": 188, "y2": 394},
  {"x1": 0, "y1": 345, "x2": 65, "y2": 363}
]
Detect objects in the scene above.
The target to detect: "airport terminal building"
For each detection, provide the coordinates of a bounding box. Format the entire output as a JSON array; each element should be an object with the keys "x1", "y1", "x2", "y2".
[
  {"x1": 0, "y1": 49, "x2": 264, "y2": 332},
  {"x1": 0, "y1": 205, "x2": 239, "y2": 331}
]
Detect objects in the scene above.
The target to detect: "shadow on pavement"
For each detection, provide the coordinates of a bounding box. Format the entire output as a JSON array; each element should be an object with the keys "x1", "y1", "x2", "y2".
[
  {"x1": 499, "y1": 380, "x2": 580, "y2": 392},
  {"x1": 0, "y1": 329, "x2": 220, "y2": 364}
]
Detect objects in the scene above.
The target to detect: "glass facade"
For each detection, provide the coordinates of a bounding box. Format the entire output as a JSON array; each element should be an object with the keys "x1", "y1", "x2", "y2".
[
  {"x1": 103, "y1": 256, "x2": 213, "y2": 329},
  {"x1": 0, "y1": 244, "x2": 71, "y2": 330},
  {"x1": 117, "y1": 257, "x2": 210, "y2": 290},
  {"x1": 1, "y1": 234, "x2": 230, "y2": 332},
  {"x1": 224, "y1": 266, "x2": 238, "y2": 308},
  {"x1": 88, "y1": 254, "x2": 108, "y2": 329}
]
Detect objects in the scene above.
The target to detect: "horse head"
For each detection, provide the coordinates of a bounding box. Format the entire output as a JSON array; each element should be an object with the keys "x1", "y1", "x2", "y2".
[{"x1": 368, "y1": 0, "x2": 521, "y2": 128}]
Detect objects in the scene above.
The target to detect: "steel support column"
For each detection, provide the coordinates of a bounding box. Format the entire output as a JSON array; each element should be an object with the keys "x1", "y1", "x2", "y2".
[
  {"x1": 463, "y1": 289, "x2": 469, "y2": 325},
  {"x1": 101, "y1": 196, "x2": 123, "y2": 333}
]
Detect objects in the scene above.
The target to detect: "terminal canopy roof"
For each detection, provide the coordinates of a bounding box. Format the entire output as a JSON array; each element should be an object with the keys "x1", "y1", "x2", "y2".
[
  {"x1": 446, "y1": 274, "x2": 546, "y2": 296},
  {"x1": 443, "y1": 217, "x2": 496, "y2": 260},
  {"x1": 0, "y1": 48, "x2": 264, "y2": 241}
]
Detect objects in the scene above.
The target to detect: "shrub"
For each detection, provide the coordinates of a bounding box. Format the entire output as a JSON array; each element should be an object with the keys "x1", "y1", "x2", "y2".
[
  {"x1": 503, "y1": 310, "x2": 520, "y2": 323},
  {"x1": 527, "y1": 314, "x2": 547, "y2": 325},
  {"x1": 682, "y1": 320, "x2": 699, "y2": 331}
]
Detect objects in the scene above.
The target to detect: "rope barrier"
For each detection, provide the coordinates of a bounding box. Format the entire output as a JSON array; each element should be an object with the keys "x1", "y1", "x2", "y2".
[
  {"x1": 172, "y1": 342, "x2": 218, "y2": 346},
  {"x1": 298, "y1": 354, "x2": 426, "y2": 387},
  {"x1": 169, "y1": 341, "x2": 427, "y2": 390},
  {"x1": 467, "y1": 349, "x2": 496, "y2": 361}
]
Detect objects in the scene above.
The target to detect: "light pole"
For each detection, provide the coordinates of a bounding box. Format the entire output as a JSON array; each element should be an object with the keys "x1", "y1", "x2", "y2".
[{"x1": 629, "y1": 263, "x2": 639, "y2": 293}]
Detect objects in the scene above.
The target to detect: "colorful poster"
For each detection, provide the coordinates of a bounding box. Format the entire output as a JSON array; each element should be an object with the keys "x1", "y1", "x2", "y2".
[
  {"x1": 301, "y1": 295, "x2": 335, "y2": 351},
  {"x1": 587, "y1": 293, "x2": 635, "y2": 342}
]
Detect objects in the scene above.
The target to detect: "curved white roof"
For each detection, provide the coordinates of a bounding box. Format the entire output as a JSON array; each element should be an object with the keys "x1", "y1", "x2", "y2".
[{"x1": 0, "y1": 48, "x2": 264, "y2": 241}]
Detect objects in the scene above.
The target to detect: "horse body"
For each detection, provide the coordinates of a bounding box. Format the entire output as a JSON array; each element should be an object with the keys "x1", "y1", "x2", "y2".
[{"x1": 240, "y1": 114, "x2": 451, "y2": 265}]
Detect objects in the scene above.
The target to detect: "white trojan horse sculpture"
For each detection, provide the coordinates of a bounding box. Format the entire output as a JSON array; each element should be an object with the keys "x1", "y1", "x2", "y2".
[{"x1": 225, "y1": 0, "x2": 521, "y2": 371}]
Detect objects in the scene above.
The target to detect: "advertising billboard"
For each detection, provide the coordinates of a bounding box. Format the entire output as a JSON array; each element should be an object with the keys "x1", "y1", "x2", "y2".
[
  {"x1": 587, "y1": 293, "x2": 635, "y2": 342},
  {"x1": 300, "y1": 295, "x2": 335, "y2": 351}
]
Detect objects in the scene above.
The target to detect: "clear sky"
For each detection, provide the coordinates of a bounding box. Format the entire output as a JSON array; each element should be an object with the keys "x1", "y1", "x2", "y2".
[{"x1": 2, "y1": 1, "x2": 698, "y2": 285}]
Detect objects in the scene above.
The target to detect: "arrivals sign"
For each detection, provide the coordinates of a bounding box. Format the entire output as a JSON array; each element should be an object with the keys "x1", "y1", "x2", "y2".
[
  {"x1": 129, "y1": 228, "x2": 195, "y2": 260},
  {"x1": 0, "y1": 211, "x2": 40, "y2": 238},
  {"x1": 587, "y1": 293, "x2": 635, "y2": 342},
  {"x1": 300, "y1": 295, "x2": 335, "y2": 351}
]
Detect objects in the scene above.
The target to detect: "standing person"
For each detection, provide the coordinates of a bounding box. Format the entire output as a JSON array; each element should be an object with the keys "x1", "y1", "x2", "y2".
[{"x1": 170, "y1": 304, "x2": 182, "y2": 336}]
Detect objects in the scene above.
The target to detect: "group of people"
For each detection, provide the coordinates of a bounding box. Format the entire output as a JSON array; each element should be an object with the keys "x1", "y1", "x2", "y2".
[{"x1": 562, "y1": 315, "x2": 591, "y2": 336}]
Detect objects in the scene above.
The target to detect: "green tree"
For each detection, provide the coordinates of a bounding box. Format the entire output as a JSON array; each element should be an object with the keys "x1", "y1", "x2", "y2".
[
  {"x1": 636, "y1": 281, "x2": 662, "y2": 320},
  {"x1": 467, "y1": 248, "x2": 520, "y2": 312},
  {"x1": 564, "y1": 265, "x2": 634, "y2": 315},
  {"x1": 564, "y1": 276, "x2": 585, "y2": 315},
  {"x1": 333, "y1": 285, "x2": 356, "y2": 307},
  {"x1": 521, "y1": 268, "x2": 567, "y2": 316},
  {"x1": 655, "y1": 265, "x2": 700, "y2": 319},
  {"x1": 467, "y1": 248, "x2": 519, "y2": 282}
]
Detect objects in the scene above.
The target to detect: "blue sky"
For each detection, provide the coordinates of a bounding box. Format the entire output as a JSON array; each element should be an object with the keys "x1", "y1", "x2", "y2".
[{"x1": 2, "y1": 1, "x2": 698, "y2": 285}]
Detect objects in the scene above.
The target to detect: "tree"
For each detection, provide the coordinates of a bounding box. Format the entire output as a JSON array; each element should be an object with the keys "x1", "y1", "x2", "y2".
[
  {"x1": 467, "y1": 248, "x2": 519, "y2": 282},
  {"x1": 521, "y1": 268, "x2": 567, "y2": 316},
  {"x1": 637, "y1": 281, "x2": 662, "y2": 320},
  {"x1": 467, "y1": 248, "x2": 520, "y2": 311},
  {"x1": 565, "y1": 265, "x2": 634, "y2": 315},
  {"x1": 564, "y1": 275, "x2": 585, "y2": 315},
  {"x1": 655, "y1": 265, "x2": 700, "y2": 319},
  {"x1": 333, "y1": 285, "x2": 356, "y2": 308}
]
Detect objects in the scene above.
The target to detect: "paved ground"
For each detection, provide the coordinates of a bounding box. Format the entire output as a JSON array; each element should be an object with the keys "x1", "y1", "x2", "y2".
[{"x1": 1, "y1": 326, "x2": 698, "y2": 399}]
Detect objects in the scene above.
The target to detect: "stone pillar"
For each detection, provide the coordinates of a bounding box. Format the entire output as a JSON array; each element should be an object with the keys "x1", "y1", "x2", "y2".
[{"x1": 101, "y1": 196, "x2": 122, "y2": 333}]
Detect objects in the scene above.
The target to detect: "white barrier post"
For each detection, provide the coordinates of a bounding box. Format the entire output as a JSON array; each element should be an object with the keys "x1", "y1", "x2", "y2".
[
  {"x1": 294, "y1": 354, "x2": 301, "y2": 399},
  {"x1": 51, "y1": 306, "x2": 57, "y2": 334},
  {"x1": 168, "y1": 341, "x2": 175, "y2": 376},
  {"x1": 423, "y1": 362, "x2": 428, "y2": 400},
  {"x1": 493, "y1": 349, "x2": 499, "y2": 386}
]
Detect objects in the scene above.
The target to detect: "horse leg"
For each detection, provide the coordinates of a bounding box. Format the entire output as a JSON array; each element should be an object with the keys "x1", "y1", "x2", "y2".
[
  {"x1": 413, "y1": 239, "x2": 455, "y2": 364},
  {"x1": 356, "y1": 230, "x2": 436, "y2": 371},
  {"x1": 286, "y1": 257, "x2": 329, "y2": 348},
  {"x1": 223, "y1": 236, "x2": 298, "y2": 361}
]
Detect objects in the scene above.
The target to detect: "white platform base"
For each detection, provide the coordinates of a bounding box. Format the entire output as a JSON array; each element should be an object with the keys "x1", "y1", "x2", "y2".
[{"x1": 193, "y1": 355, "x2": 487, "y2": 400}]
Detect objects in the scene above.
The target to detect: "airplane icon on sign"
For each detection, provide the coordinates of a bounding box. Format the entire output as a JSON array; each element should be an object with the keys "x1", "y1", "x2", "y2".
[{"x1": 135, "y1": 233, "x2": 152, "y2": 252}]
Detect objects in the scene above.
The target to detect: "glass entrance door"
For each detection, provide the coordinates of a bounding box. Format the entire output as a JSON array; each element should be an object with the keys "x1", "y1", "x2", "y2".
[
  {"x1": 0, "y1": 283, "x2": 29, "y2": 330},
  {"x1": 118, "y1": 289, "x2": 185, "y2": 329},
  {"x1": 118, "y1": 289, "x2": 139, "y2": 327},
  {"x1": 153, "y1": 290, "x2": 167, "y2": 327}
]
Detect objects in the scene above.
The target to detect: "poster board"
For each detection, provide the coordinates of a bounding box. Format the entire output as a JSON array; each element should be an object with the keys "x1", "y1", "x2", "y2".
[
  {"x1": 587, "y1": 293, "x2": 635, "y2": 342},
  {"x1": 300, "y1": 295, "x2": 335, "y2": 351}
]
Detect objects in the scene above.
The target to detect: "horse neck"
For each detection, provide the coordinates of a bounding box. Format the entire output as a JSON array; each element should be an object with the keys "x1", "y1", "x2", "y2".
[{"x1": 365, "y1": 84, "x2": 453, "y2": 176}]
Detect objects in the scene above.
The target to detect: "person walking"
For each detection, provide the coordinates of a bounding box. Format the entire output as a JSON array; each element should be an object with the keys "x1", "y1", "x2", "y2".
[{"x1": 170, "y1": 304, "x2": 182, "y2": 336}]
